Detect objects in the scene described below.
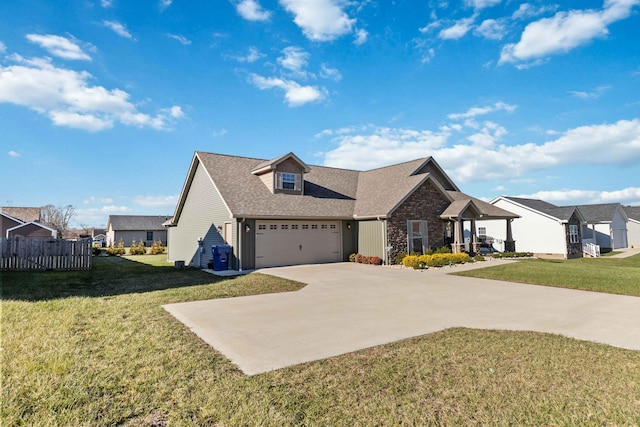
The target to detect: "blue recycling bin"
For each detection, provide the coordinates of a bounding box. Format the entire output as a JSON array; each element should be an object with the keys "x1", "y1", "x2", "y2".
[{"x1": 211, "y1": 244, "x2": 231, "y2": 271}]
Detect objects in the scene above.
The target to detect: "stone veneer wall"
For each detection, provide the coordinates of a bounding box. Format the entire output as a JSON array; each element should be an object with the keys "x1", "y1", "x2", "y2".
[
  {"x1": 565, "y1": 211, "x2": 584, "y2": 259},
  {"x1": 386, "y1": 180, "x2": 450, "y2": 264}
]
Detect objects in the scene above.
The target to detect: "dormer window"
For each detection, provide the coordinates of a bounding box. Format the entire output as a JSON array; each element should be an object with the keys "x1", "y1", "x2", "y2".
[{"x1": 277, "y1": 172, "x2": 301, "y2": 191}]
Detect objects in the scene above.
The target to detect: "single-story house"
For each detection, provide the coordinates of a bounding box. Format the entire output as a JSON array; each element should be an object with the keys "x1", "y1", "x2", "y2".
[
  {"x1": 1, "y1": 207, "x2": 57, "y2": 240},
  {"x1": 106, "y1": 215, "x2": 169, "y2": 247},
  {"x1": 166, "y1": 151, "x2": 518, "y2": 269},
  {"x1": 576, "y1": 203, "x2": 628, "y2": 250},
  {"x1": 6, "y1": 221, "x2": 57, "y2": 239},
  {"x1": 481, "y1": 197, "x2": 585, "y2": 259},
  {"x1": 624, "y1": 206, "x2": 640, "y2": 247}
]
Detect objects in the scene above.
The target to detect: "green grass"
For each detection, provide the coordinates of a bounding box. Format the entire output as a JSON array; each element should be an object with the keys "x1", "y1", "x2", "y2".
[
  {"x1": 455, "y1": 254, "x2": 640, "y2": 296},
  {"x1": 2, "y1": 255, "x2": 640, "y2": 425}
]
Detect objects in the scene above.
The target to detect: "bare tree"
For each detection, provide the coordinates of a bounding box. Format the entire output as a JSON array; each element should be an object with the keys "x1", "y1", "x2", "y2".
[{"x1": 41, "y1": 204, "x2": 76, "y2": 239}]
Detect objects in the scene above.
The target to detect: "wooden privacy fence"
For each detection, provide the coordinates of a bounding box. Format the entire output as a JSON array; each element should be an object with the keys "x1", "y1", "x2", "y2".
[{"x1": 1, "y1": 237, "x2": 93, "y2": 271}]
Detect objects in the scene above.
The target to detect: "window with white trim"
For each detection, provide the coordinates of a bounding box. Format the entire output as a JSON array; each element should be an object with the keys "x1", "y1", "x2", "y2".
[
  {"x1": 408, "y1": 220, "x2": 429, "y2": 254},
  {"x1": 276, "y1": 172, "x2": 301, "y2": 191},
  {"x1": 569, "y1": 224, "x2": 579, "y2": 243}
]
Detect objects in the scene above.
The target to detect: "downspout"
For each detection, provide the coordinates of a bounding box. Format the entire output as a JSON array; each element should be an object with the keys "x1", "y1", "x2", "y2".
[
  {"x1": 237, "y1": 218, "x2": 243, "y2": 271},
  {"x1": 377, "y1": 216, "x2": 387, "y2": 265}
]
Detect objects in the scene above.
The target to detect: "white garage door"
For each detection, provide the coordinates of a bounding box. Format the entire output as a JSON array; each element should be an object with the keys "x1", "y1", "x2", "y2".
[{"x1": 255, "y1": 220, "x2": 341, "y2": 268}]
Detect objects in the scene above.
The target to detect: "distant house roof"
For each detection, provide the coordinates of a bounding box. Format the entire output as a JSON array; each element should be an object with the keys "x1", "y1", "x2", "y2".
[
  {"x1": 172, "y1": 152, "x2": 519, "y2": 223},
  {"x1": 0, "y1": 207, "x2": 41, "y2": 223},
  {"x1": 575, "y1": 203, "x2": 627, "y2": 223},
  {"x1": 500, "y1": 197, "x2": 583, "y2": 222},
  {"x1": 623, "y1": 206, "x2": 640, "y2": 222},
  {"x1": 107, "y1": 215, "x2": 170, "y2": 231},
  {"x1": 7, "y1": 221, "x2": 57, "y2": 238}
]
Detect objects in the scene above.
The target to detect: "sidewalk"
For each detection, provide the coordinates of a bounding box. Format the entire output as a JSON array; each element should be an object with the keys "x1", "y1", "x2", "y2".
[{"x1": 608, "y1": 247, "x2": 640, "y2": 258}]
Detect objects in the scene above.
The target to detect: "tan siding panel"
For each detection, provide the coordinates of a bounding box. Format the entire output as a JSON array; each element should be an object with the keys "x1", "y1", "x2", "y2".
[
  {"x1": 168, "y1": 162, "x2": 231, "y2": 267},
  {"x1": 357, "y1": 220, "x2": 385, "y2": 259}
]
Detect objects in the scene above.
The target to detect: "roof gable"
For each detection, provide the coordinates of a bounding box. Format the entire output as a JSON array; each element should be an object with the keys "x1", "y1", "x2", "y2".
[
  {"x1": 410, "y1": 157, "x2": 460, "y2": 191},
  {"x1": 251, "y1": 152, "x2": 310, "y2": 175},
  {"x1": 574, "y1": 203, "x2": 627, "y2": 223},
  {"x1": 494, "y1": 196, "x2": 583, "y2": 222}
]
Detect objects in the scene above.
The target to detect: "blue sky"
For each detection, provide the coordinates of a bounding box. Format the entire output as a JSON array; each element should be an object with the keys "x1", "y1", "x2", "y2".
[{"x1": 1, "y1": 0, "x2": 639, "y2": 228}]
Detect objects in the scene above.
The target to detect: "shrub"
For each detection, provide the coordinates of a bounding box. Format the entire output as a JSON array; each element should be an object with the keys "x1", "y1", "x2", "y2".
[
  {"x1": 368, "y1": 256, "x2": 382, "y2": 265},
  {"x1": 394, "y1": 251, "x2": 407, "y2": 265},
  {"x1": 150, "y1": 240, "x2": 165, "y2": 255},
  {"x1": 491, "y1": 252, "x2": 533, "y2": 259},
  {"x1": 474, "y1": 255, "x2": 485, "y2": 262},
  {"x1": 434, "y1": 246, "x2": 452, "y2": 254},
  {"x1": 402, "y1": 255, "x2": 420, "y2": 269},
  {"x1": 129, "y1": 239, "x2": 146, "y2": 255},
  {"x1": 106, "y1": 239, "x2": 126, "y2": 256}
]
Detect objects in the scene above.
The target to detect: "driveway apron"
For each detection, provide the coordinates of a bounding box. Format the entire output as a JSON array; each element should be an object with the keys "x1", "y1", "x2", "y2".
[{"x1": 163, "y1": 262, "x2": 640, "y2": 375}]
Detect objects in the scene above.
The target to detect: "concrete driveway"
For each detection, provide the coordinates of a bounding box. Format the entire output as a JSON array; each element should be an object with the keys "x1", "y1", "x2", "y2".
[{"x1": 163, "y1": 261, "x2": 640, "y2": 375}]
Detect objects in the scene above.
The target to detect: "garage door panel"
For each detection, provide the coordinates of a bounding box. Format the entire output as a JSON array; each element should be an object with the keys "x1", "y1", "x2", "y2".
[{"x1": 255, "y1": 221, "x2": 341, "y2": 268}]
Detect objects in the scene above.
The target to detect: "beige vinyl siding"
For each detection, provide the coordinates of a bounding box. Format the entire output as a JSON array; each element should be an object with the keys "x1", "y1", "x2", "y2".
[
  {"x1": 168, "y1": 162, "x2": 232, "y2": 267},
  {"x1": 357, "y1": 219, "x2": 386, "y2": 260}
]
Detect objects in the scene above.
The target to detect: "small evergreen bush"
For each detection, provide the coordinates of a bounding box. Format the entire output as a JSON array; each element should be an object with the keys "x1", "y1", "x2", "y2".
[
  {"x1": 150, "y1": 240, "x2": 165, "y2": 255},
  {"x1": 106, "y1": 239, "x2": 126, "y2": 256},
  {"x1": 129, "y1": 239, "x2": 146, "y2": 255}
]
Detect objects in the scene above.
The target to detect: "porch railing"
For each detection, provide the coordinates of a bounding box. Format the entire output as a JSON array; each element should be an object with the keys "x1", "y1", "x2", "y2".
[{"x1": 583, "y1": 242, "x2": 600, "y2": 258}]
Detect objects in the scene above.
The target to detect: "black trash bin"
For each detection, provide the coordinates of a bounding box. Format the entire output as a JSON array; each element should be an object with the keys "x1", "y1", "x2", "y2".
[{"x1": 211, "y1": 244, "x2": 231, "y2": 271}]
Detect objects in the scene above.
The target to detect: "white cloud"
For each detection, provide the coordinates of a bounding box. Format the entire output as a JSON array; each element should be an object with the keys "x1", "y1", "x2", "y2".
[
  {"x1": 520, "y1": 187, "x2": 640, "y2": 205},
  {"x1": 26, "y1": 34, "x2": 91, "y2": 61},
  {"x1": 83, "y1": 196, "x2": 114, "y2": 204},
  {"x1": 279, "y1": 0, "x2": 355, "y2": 41},
  {"x1": 500, "y1": 0, "x2": 639, "y2": 66},
  {"x1": 8, "y1": 150, "x2": 20, "y2": 157},
  {"x1": 421, "y1": 48, "x2": 436, "y2": 64},
  {"x1": 0, "y1": 55, "x2": 183, "y2": 131},
  {"x1": 233, "y1": 0, "x2": 271, "y2": 21},
  {"x1": 103, "y1": 21, "x2": 133, "y2": 39},
  {"x1": 160, "y1": 0, "x2": 172, "y2": 10},
  {"x1": 249, "y1": 74, "x2": 327, "y2": 107},
  {"x1": 133, "y1": 195, "x2": 178, "y2": 209},
  {"x1": 233, "y1": 46, "x2": 265, "y2": 63},
  {"x1": 167, "y1": 34, "x2": 192, "y2": 45},
  {"x1": 474, "y1": 18, "x2": 507, "y2": 40},
  {"x1": 0, "y1": 41, "x2": 6, "y2": 53},
  {"x1": 439, "y1": 15, "x2": 476, "y2": 40},
  {"x1": 354, "y1": 29, "x2": 368, "y2": 45},
  {"x1": 100, "y1": 0, "x2": 113, "y2": 7},
  {"x1": 448, "y1": 101, "x2": 516, "y2": 120},
  {"x1": 465, "y1": 0, "x2": 501, "y2": 10},
  {"x1": 278, "y1": 46, "x2": 310, "y2": 77},
  {"x1": 212, "y1": 128, "x2": 227, "y2": 138},
  {"x1": 569, "y1": 85, "x2": 610, "y2": 99},
  {"x1": 318, "y1": 118, "x2": 640, "y2": 183},
  {"x1": 320, "y1": 63, "x2": 342, "y2": 81},
  {"x1": 512, "y1": 3, "x2": 558, "y2": 20}
]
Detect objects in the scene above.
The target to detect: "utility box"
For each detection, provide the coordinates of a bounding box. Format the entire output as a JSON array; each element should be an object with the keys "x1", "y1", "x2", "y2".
[{"x1": 211, "y1": 244, "x2": 231, "y2": 271}]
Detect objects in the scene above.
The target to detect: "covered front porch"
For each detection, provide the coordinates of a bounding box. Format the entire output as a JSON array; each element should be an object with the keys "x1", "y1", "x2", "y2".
[{"x1": 440, "y1": 196, "x2": 520, "y2": 254}]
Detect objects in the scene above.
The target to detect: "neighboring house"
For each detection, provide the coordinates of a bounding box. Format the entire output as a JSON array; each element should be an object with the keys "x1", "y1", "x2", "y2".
[
  {"x1": 576, "y1": 203, "x2": 628, "y2": 250},
  {"x1": 7, "y1": 222, "x2": 57, "y2": 239},
  {"x1": 1, "y1": 212, "x2": 24, "y2": 238},
  {"x1": 482, "y1": 197, "x2": 585, "y2": 259},
  {"x1": 0, "y1": 206, "x2": 41, "y2": 223},
  {"x1": 1, "y1": 207, "x2": 57, "y2": 240},
  {"x1": 106, "y1": 215, "x2": 169, "y2": 247},
  {"x1": 624, "y1": 206, "x2": 640, "y2": 247},
  {"x1": 166, "y1": 151, "x2": 518, "y2": 269}
]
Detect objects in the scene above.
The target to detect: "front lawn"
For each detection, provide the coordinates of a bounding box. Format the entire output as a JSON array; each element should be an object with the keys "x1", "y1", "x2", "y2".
[
  {"x1": 455, "y1": 254, "x2": 640, "y2": 296},
  {"x1": 2, "y1": 255, "x2": 640, "y2": 425}
]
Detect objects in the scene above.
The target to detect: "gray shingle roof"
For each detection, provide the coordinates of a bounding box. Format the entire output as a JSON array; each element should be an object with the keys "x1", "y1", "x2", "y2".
[
  {"x1": 185, "y1": 152, "x2": 518, "y2": 221},
  {"x1": 107, "y1": 215, "x2": 170, "y2": 231},
  {"x1": 0, "y1": 207, "x2": 41, "y2": 222},
  {"x1": 624, "y1": 206, "x2": 640, "y2": 222},
  {"x1": 574, "y1": 203, "x2": 622, "y2": 222},
  {"x1": 502, "y1": 197, "x2": 578, "y2": 221},
  {"x1": 446, "y1": 192, "x2": 519, "y2": 219}
]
